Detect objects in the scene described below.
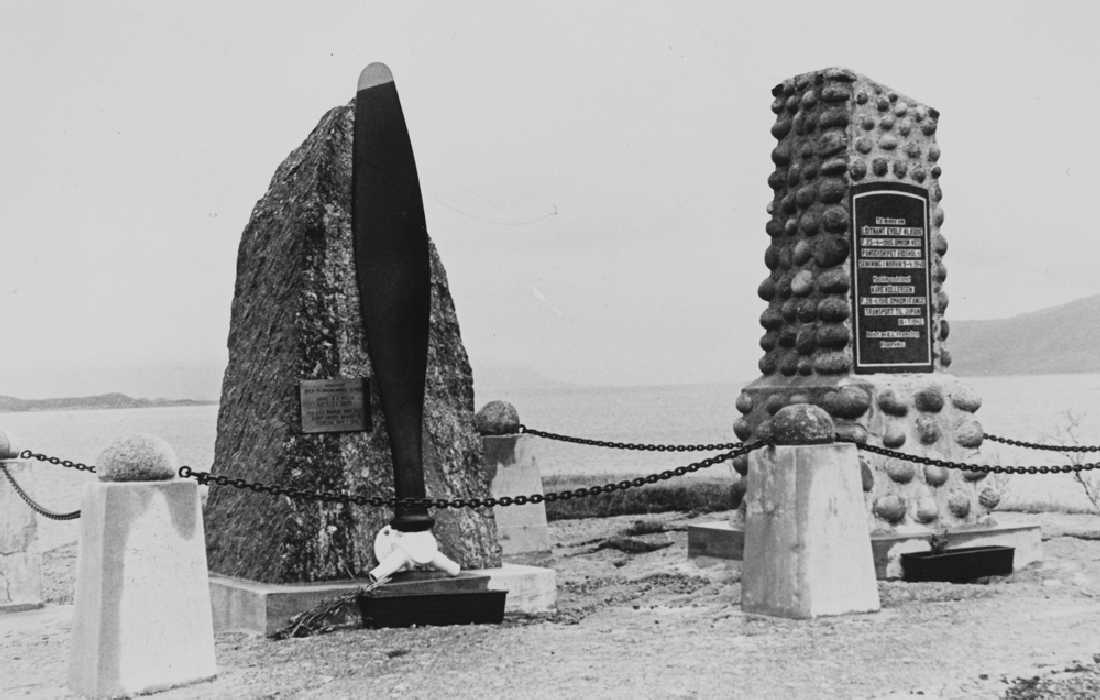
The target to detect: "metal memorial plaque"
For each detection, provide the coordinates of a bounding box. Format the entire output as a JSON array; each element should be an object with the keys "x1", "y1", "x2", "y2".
[
  {"x1": 299, "y1": 377, "x2": 371, "y2": 434},
  {"x1": 850, "y1": 183, "x2": 933, "y2": 374}
]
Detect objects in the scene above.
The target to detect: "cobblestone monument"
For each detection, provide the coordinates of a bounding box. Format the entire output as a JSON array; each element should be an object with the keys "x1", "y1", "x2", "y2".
[{"x1": 731, "y1": 68, "x2": 1001, "y2": 540}]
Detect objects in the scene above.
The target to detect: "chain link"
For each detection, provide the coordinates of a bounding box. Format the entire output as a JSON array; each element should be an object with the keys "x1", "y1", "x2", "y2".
[
  {"x1": 178, "y1": 441, "x2": 769, "y2": 509},
  {"x1": 855, "y1": 441, "x2": 1100, "y2": 475},
  {"x1": 19, "y1": 449, "x2": 97, "y2": 474},
  {"x1": 0, "y1": 463, "x2": 82, "y2": 520},
  {"x1": 984, "y1": 433, "x2": 1100, "y2": 453},
  {"x1": 518, "y1": 426, "x2": 741, "y2": 452}
]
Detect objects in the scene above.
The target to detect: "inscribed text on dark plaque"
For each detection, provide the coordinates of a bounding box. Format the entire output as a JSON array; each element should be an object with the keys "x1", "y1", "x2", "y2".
[
  {"x1": 299, "y1": 378, "x2": 371, "y2": 433},
  {"x1": 850, "y1": 182, "x2": 933, "y2": 374}
]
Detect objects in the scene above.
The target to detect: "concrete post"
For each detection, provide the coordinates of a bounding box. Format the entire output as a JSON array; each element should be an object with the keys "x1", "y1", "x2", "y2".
[
  {"x1": 476, "y1": 401, "x2": 551, "y2": 556},
  {"x1": 69, "y1": 435, "x2": 216, "y2": 697},
  {"x1": 0, "y1": 430, "x2": 42, "y2": 613},
  {"x1": 742, "y1": 404, "x2": 880, "y2": 618}
]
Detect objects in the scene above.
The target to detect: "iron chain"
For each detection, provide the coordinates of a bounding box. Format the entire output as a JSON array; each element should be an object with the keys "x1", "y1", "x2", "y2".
[
  {"x1": 855, "y1": 441, "x2": 1100, "y2": 475},
  {"x1": 518, "y1": 426, "x2": 741, "y2": 452},
  {"x1": 0, "y1": 462, "x2": 82, "y2": 520},
  {"x1": 177, "y1": 441, "x2": 768, "y2": 509},
  {"x1": 984, "y1": 433, "x2": 1100, "y2": 453},
  {"x1": 19, "y1": 449, "x2": 97, "y2": 474}
]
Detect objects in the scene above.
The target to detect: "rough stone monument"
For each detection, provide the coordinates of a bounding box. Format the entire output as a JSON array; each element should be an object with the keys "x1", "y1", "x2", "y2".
[
  {"x1": 690, "y1": 68, "x2": 1040, "y2": 574},
  {"x1": 205, "y1": 100, "x2": 501, "y2": 584}
]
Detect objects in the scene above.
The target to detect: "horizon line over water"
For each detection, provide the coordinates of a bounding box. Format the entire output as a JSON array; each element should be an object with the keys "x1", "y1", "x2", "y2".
[{"x1": 6, "y1": 372, "x2": 1100, "y2": 551}]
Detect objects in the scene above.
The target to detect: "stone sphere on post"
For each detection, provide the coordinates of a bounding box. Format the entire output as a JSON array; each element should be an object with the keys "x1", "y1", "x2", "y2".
[
  {"x1": 95, "y1": 434, "x2": 179, "y2": 481},
  {"x1": 475, "y1": 401, "x2": 522, "y2": 435},
  {"x1": 770, "y1": 404, "x2": 834, "y2": 445}
]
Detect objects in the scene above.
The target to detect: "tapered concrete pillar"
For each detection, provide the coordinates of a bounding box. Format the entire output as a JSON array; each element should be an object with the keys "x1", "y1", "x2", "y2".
[
  {"x1": 742, "y1": 404, "x2": 879, "y2": 618},
  {"x1": 477, "y1": 401, "x2": 551, "y2": 556},
  {"x1": 69, "y1": 435, "x2": 216, "y2": 697},
  {"x1": 0, "y1": 455, "x2": 42, "y2": 613}
]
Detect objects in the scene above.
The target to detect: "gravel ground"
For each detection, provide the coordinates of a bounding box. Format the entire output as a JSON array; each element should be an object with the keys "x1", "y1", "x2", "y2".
[{"x1": 4, "y1": 510, "x2": 1100, "y2": 699}]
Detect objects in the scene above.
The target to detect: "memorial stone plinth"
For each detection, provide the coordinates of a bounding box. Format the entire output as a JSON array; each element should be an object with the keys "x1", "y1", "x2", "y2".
[
  {"x1": 206, "y1": 103, "x2": 500, "y2": 584},
  {"x1": 731, "y1": 68, "x2": 995, "y2": 534}
]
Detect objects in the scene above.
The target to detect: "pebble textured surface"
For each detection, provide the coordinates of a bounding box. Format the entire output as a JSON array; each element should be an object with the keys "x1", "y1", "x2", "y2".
[
  {"x1": 735, "y1": 69, "x2": 989, "y2": 534},
  {"x1": 475, "y1": 401, "x2": 522, "y2": 435},
  {"x1": 95, "y1": 434, "x2": 179, "y2": 481},
  {"x1": 206, "y1": 103, "x2": 500, "y2": 583}
]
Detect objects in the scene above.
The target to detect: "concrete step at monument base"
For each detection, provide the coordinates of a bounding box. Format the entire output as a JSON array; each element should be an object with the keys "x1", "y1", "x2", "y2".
[
  {"x1": 209, "y1": 563, "x2": 556, "y2": 635},
  {"x1": 688, "y1": 520, "x2": 1042, "y2": 579}
]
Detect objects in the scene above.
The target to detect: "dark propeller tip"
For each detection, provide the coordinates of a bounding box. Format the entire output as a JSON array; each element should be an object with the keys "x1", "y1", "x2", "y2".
[{"x1": 358, "y1": 62, "x2": 394, "y2": 91}]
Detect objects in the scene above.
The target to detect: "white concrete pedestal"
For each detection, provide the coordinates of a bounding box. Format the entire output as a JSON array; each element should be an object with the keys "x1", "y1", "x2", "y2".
[
  {"x1": 69, "y1": 480, "x2": 216, "y2": 696},
  {"x1": 485, "y1": 434, "x2": 551, "y2": 555},
  {"x1": 742, "y1": 443, "x2": 880, "y2": 618},
  {"x1": 0, "y1": 459, "x2": 42, "y2": 612}
]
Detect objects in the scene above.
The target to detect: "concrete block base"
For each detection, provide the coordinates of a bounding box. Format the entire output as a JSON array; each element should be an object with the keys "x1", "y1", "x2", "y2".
[
  {"x1": 210, "y1": 563, "x2": 557, "y2": 635},
  {"x1": 742, "y1": 443, "x2": 880, "y2": 618},
  {"x1": 689, "y1": 520, "x2": 1042, "y2": 579},
  {"x1": 69, "y1": 480, "x2": 217, "y2": 697}
]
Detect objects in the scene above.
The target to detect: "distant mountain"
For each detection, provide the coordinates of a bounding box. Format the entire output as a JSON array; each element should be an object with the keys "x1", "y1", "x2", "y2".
[
  {"x1": 949, "y1": 295, "x2": 1100, "y2": 376},
  {"x1": 0, "y1": 392, "x2": 217, "y2": 413}
]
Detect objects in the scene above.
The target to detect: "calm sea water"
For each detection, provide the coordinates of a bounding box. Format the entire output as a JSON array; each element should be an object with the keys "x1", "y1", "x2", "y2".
[{"x1": 6, "y1": 374, "x2": 1100, "y2": 549}]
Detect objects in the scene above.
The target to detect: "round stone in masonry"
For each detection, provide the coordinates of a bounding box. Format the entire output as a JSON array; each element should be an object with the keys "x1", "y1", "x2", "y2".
[
  {"x1": 819, "y1": 179, "x2": 846, "y2": 203},
  {"x1": 915, "y1": 497, "x2": 939, "y2": 523},
  {"x1": 849, "y1": 159, "x2": 867, "y2": 180},
  {"x1": 914, "y1": 385, "x2": 945, "y2": 412},
  {"x1": 735, "y1": 392, "x2": 754, "y2": 414},
  {"x1": 874, "y1": 495, "x2": 906, "y2": 523},
  {"x1": 886, "y1": 459, "x2": 916, "y2": 484},
  {"x1": 916, "y1": 416, "x2": 942, "y2": 444},
  {"x1": 924, "y1": 464, "x2": 948, "y2": 487},
  {"x1": 759, "y1": 332, "x2": 778, "y2": 352},
  {"x1": 883, "y1": 425, "x2": 906, "y2": 447},
  {"x1": 948, "y1": 492, "x2": 970, "y2": 518},
  {"x1": 822, "y1": 385, "x2": 871, "y2": 419},
  {"x1": 816, "y1": 323, "x2": 849, "y2": 348},
  {"x1": 813, "y1": 236, "x2": 850, "y2": 267},
  {"x1": 816, "y1": 266, "x2": 850, "y2": 293},
  {"x1": 956, "y1": 418, "x2": 984, "y2": 448},
  {"x1": 979, "y1": 487, "x2": 1000, "y2": 509},
  {"x1": 876, "y1": 388, "x2": 909, "y2": 416},
  {"x1": 797, "y1": 299, "x2": 818, "y2": 322},
  {"x1": 820, "y1": 157, "x2": 847, "y2": 175},
  {"x1": 860, "y1": 457, "x2": 875, "y2": 491}
]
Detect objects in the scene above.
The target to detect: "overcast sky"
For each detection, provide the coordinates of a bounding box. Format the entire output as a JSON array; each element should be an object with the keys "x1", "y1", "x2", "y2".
[{"x1": 2, "y1": 1, "x2": 1098, "y2": 398}]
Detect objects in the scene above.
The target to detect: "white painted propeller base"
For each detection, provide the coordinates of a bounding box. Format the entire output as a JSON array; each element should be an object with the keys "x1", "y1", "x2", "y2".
[{"x1": 370, "y1": 526, "x2": 461, "y2": 581}]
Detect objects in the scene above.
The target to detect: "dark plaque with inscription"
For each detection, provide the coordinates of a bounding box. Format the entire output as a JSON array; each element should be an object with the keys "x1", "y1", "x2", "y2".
[
  {"x1": 299, "y1": 377, "x2": 371, "y2": 434},
  {"x1": 850, "y1": 182, "x2": 933, "y2": 374}
]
